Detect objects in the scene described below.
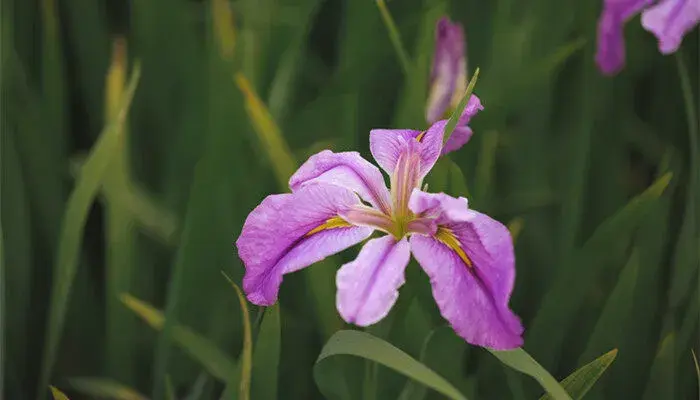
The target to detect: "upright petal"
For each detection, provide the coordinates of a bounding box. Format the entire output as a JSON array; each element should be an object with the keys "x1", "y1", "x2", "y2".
[
  {"x1": 336, "y1": 236, "x2": 411, "y2": 326},
  {"x1": 289, "y1": 150, "x2": 391, "y2": 214},
  {"x1": 595, "y1": 0, "x2": 653, "y2": 75},
  {"x1": 641, "y1": 0, "x2": 700, "y2": 54},
  {"x1": 369, "y1": 129, "x2": 423, "y2": 174},
  {"x1": 236, "y1": 184, "x2": 373, "y2": 306},
  {"x1": 408, "y1": 190, "x2": 523, "y2": 350},
  {"x1": 426, "y1": 17, "x2": 466, "y2": 124}
]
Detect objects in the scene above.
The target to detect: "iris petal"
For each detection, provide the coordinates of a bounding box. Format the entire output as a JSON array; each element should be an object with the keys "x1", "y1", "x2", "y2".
[
  {"x1": 408, "y1": 189, "x2": 523, "y2": 350},
  {"x1": 336, "y1": 236, "x2": 411, "y2": 326},
  {"x1": 236, "y1": 184, "x2": 373, "y2": 305},
  {"x1": 641, "y1": 0, "x2": 700, "y2": 54},
  {"x1": 289, "y1": 150, "x2": 392, "y2": 214}
]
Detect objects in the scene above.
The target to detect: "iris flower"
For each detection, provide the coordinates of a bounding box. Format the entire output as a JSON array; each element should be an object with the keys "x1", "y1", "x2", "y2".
[
  {"x1": 426, "y1": 16, "x2": 482, "y2": 155},
  {"x1": 235, "y1": 100, "x2": 524, "y2": 350},
  {"x1": 596, "y1": 0, "x2": 700, "y2": 75}
]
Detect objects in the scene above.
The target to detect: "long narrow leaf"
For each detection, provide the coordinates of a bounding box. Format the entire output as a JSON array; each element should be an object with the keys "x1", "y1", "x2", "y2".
[
  {"x1": 251, "y1": 305, "x2": 281, "y2": 400},
  {"x1": 315, "y1": 330, "x2": 468, "y2": 400},
  {"x1": 489, "y1": 348, "x2": 572, "y2": 400},
  {"x1": 222, "y1": 273, "x2": 253, "y2": 400},
  {"x1": 120, "y1": 294, "x2": 236, "y2": 381},
  {"x1": 540, "y1": 349, "x2": 618, "y2": 400},
  {"x1": 38, "y1": 64, "x2": 142, "y2": 398},
  {"x1": 69, "y1": 378, "x2": 148, "y2": 400}
]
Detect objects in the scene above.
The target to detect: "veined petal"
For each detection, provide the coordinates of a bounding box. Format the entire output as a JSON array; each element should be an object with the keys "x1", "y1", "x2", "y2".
[
  {"x1": 236, "y1": 184, "x2": 373, "y2": 306},
  {"x1": 595, "y1": 0, "x2": 653, "y2": 75},
  {"x1": 336, "y1": 236, "x2": 411, "y2": 326},
  {"x1": 641, "y1": 0, "x2": 700, "y2": 54},
  {"x1": 426, "y1": 17, "x2": 466, "y2": 125},
  {"x1": 408, "y1": 190, "x2": 523, "y2": 349},
  {"x1": 289, "y1": 150, "x2": 391, "y2": 214},
  {"x1": 442, "y1": 126, "x2": 473, "y2": 155},
  {"x1": 369, "y1": 129, "x2": 423, "y2": 175}
]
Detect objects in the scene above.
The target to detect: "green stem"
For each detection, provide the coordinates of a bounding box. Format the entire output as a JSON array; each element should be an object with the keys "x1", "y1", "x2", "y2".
[{"x1": 376, "y1": 0, "x2": 412, "y2": 77}]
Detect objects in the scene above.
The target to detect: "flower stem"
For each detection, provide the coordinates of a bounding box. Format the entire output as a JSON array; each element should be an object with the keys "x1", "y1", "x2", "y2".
[{"x1": 376, "y1": 0, "x2": 412, "y2": 77}]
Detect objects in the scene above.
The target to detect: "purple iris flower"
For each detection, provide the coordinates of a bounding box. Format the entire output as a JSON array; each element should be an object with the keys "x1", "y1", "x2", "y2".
[
  {"x1": 426, "y1": 17, "x2": 483, "y2": 155},
  {"x1": 596, "y1": 0, "x2": 700, "y2": 75},
  {"x1": 235, "y1": 103, "x2": 524, "y2": 350}
]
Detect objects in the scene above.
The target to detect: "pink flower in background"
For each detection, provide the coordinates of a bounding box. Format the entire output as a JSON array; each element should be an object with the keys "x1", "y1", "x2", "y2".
[
  {"x1": 426, "y1": 17, "x2": 483, "y2": 154},
  {"x1": 596, "y1": 0, "x2": 700, "y2": 75},
  {"x1": 235, "y1": 100, "x2": 524, "y2": 350}
]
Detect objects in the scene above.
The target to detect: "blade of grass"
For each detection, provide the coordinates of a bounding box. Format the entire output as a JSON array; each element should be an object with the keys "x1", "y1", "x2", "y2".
[
  {"x1": 692, "y1": 350, "x2": 700, "y2": 396},
  {"x1": 443, "y1": 69, "x2": 480, "y2": 144},
  {"x1": 121, "y1": 293, "x2": 237, "y2": 381},
  {"x1": 539, "y1": 349, "x2": 618, "y2": 400},
  {"x1": 375, "y1": 0, "x2": 411, "y2": 77},
  {"x1": 165, "y1": 375, "x2": 176, "y2": 400},
  {"x1": 526, "y1": 172, "x2": 672, "y2": 367},
  {"x1": 49, "y1": 386, "x2": 69, "y2": 400},
  {"x1": 489, "y1": 348, "x2": 572, "y2": 400},
  {"x1": 668, "y1": 51, "x2": 699, "y2": 307},
  {"x1": 234, "y1": 72, "x2": 297, "y2": 189},
  {"x1": 222, "y1": 273, "x2": 253, "y2": 400},
  {"x1": 251, "y1": 305, "x2": 281, "y2": 400},
  {"x1": 37, "y1": 64, "x2": 142, "y2": 399},
  {"x1": 69, "y1": 378, "x2": 148, "y2": 400},
  {"x1": 101, "y1": 36, "x2": 139, "y2": 386},
  {"x1": 315, "y1": 330, "x2": 468, "y2": 400}
]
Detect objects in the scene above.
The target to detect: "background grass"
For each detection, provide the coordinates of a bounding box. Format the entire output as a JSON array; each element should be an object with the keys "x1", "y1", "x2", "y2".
[{"x1": 1, "y1": 0, "x2": 699, "y2": 399}]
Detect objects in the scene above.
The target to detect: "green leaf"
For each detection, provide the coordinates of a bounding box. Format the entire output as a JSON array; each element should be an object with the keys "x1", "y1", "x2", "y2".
[
  {"x1": 120, "y1": 293, "x2": 236, "y2": 381},
  {"x1": 527, "y1": 172, "x2": 672, "y2": 365},
  {"x1": 443, "y1": 68, "x2": 480, "y2": 144},
  {"x1": 314, "y1": 330, "x2": 468, "y2": 400},
  {"x1": 234, "y1": 72, "x2": 297, "y2": 190},
  {"x1": 38, "y1": 63, "x2": 142, "y2": 398},
  {"x1": 222, "y1": 273, "x2": 253, "y2": 400},
  {"x1": 49, "y1": 386, "x2": 69, "y2": 400},
  {"x1": 579, "y1": 251, "x2": 638, "y2": 366},
  {"x1": 165, "y1": 375, "x2": 176, "y2": 400},
  {"x1": 540, "y1": 349, "x2": 618, "y2": 400},
  {"x1": 375, "y1": 0, "x2": 411, "y2": 77},
  {"x1": 489, "y1": 348, "x2": 572, "y2": 400},
  {"x1": 69, "y1": 378, "x2": 148, "y2": 400},
  {"x1": 251, "y1": 305, "x2": 281, "y2": 400},
  {"x1": 398, "y1": 326, "x2": 470, "y2": 400},
  {"x1": 692, "y1": 350, "x2": 700, "y2": 397}
]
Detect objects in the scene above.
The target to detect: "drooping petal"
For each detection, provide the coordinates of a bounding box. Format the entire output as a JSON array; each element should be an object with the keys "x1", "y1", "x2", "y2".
[
  {"x1": 442, "y1": 126, "x2": 473, "y2": 155},
  {"x1": 408, "y1": 190, "x2": 523, "y2": 350},
  {"x1": 457, "y1": 94, "x2": 484, "y2": 126},
  {"x1": 641, "y1": 0, "x2": 700, "y2": 54},
  {"x1": 336, "y1": 236, "x2": 411, "y2": 326},
  {"x1": 289, "y1": 150, "x2": 391, "y2": 214},
  {"x1": 236, "y1": 184, "x2": 373, "y2": 306},
  {"x1": 426, "y1": 17, "x2": 466, "y2": 124},
  {"x1": 595, "y1": 0, "x2": 654, "y2": 75}
]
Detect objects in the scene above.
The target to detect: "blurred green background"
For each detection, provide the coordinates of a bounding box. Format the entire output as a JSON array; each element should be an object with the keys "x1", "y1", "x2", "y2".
[{"x1": 2, "y1": 0, "x2": 699, "y2": 398}]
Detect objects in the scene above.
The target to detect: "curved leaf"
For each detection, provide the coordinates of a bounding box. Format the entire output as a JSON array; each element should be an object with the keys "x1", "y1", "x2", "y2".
[
  {"x1": 120, "y1": 293, "x2": 236, "y2": 381},
  {"x1": 38, "y1": 63, "x2": 142, "y2": 398},
  {"x1": 49, "y1": 386, "x2": 69, "y2": 400},
  {"x1": 222, "y1": 273, "x2": 253, "y2": 400},
  {"x1": 540, "y1": 349, "x2": 618, "y2": 400},
  {"x1": 489, "y1": 348, "x2": 572, "y2": 400},
  {"x1": 314, "y1": 330, "x2": 468, "y2": 400},
  {"x1": 69, "y1": 378, "x2": 148, "y2": 400},
  {"x1": 252, "y1": 305, "x2": 281, "y2": 400}
]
